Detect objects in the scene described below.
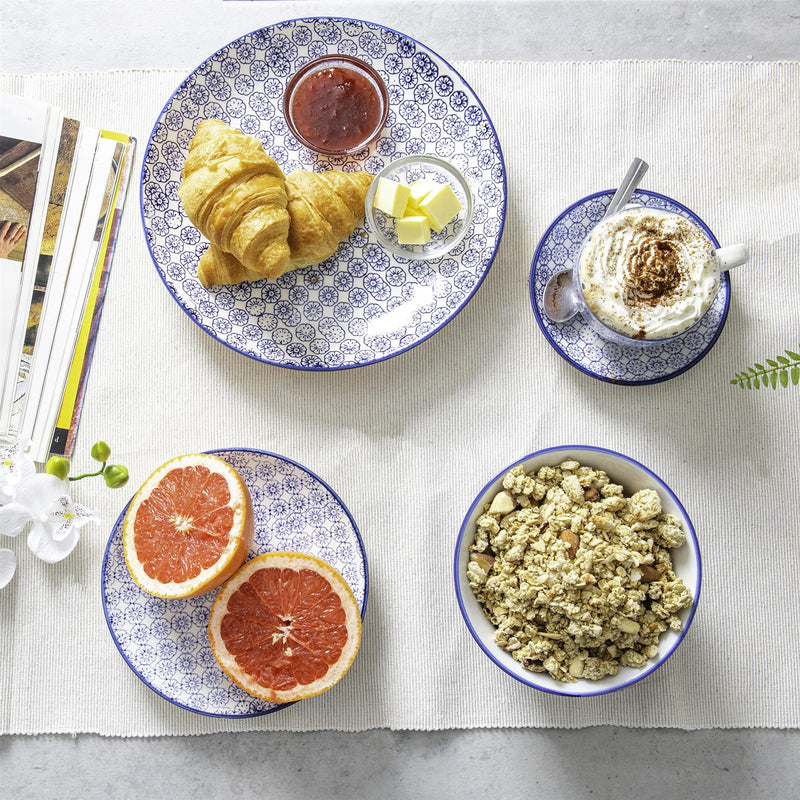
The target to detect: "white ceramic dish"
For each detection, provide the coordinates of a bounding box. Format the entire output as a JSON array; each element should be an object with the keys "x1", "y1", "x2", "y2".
[{"x1": 454, "y1": 445, "x2": 701, "y2": 697}]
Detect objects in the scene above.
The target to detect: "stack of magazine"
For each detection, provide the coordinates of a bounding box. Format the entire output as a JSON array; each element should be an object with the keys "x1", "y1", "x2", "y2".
[{"x1": 0, "y1": 93, "x2": 135, "y2": 462}]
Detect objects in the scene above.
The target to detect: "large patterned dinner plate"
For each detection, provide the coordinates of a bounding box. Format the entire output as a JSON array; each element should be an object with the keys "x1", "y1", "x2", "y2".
[
  {"x1": 101, "y1": 448, "x2": 368, "y2": 717},
  {"x1": 141, "y1": 17, "x2": 506, "y2": 369},
  {"x1": 529, "y1": 190, "x2": 731, "y2": 385}
]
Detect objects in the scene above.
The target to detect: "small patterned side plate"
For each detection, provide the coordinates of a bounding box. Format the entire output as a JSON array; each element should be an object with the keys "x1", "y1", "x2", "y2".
[
  {"x1": 101, "y1": 448, "x2": 368, "y2": 717},
  {"x1": 141, "y1": 16, "x2": 506, "y2": 370},
  {"x1": 529, "y1": 190, "x2": 731, "y2": 385}
]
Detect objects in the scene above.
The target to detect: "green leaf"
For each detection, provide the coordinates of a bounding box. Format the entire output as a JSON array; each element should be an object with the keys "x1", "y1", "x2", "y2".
[
  {"x1": 766, "y1": 358, "x2": 779, "y2": 368},
  {"x1": 780, "y1": 369, "x2": 789, "y2": 387},
  {"x1": 792, "y1": 366, "x2": 800, "y2": 385},
  {"x1": 753, "y1": 376, "x2": 760, "y2": 389},
  {"x1": 777, "y1": 355, "x2": 791, "y2": 365},
  {"x1": 746, "y1": 377, "x2": 752, "y2": 389},
  {"x1": 785, "y1": 350, "x2": 800, "y2": 360},
  {"x1": 770, "y1": 371, "x2": 778, "y2": 388},
  {"x1": 754, "y1": 363, "x2": 766, "y2": 371},
  {"x1": 749, "y1": 367, "x2": 761, "y2": 376}
]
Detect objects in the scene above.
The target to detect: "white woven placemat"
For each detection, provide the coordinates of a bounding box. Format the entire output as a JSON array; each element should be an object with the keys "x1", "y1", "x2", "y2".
[{"x1": 0, "y1": 62, "x2": 798, "y2": 735}]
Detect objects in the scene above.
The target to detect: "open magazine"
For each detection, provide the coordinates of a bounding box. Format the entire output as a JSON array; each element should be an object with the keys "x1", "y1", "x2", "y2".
[{"x1": 0, "y1": 93, "x2": 135, "y2": 462}]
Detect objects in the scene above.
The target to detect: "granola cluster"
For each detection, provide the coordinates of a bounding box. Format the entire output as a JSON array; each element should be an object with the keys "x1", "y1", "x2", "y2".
[{"x1": 467, "y1": 460, "x2": 693, "y2": 682}]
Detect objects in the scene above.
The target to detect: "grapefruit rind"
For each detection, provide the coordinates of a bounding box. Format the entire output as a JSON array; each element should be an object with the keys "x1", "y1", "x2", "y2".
[
  {"x1": 208, "y1": 551, "x2": 362, "y2": 703},
  {"x1": 122, "y1": 453, "x2": 254, "y2": 599}
]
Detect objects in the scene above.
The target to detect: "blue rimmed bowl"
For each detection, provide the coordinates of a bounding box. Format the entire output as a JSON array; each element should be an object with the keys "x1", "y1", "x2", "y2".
[{"x1": 454, "y1": 445, "x2": 701, "y2": 697}]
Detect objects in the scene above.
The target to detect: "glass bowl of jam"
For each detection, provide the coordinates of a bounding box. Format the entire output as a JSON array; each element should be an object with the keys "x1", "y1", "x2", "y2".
[
  {"x1": 365, "y1": 155, "x2": 474, "y2": 261},
  {"x1": 283, "y1": 55, "x2": 389, "y2": 156}
]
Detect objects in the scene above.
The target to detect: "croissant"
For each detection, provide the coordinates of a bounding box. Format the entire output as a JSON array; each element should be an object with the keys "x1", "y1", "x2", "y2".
[
  {"x1": 194, "y1": 169, "x2": 373, "y2": 287},
  {"x1": 284, "y1": 169, "x2": 374, "y2": 272},
  {"x1": 198, "y1": 245, "x2": 263, "y2": 287},
  {"x1": 177, "y1": 119, "x2": 291, "y2": 279}
]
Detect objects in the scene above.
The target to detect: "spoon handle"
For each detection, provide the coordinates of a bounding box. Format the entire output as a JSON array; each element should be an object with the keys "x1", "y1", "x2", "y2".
[{"x1": 603, "y1": 157, "x2": 649, "y2": 219}]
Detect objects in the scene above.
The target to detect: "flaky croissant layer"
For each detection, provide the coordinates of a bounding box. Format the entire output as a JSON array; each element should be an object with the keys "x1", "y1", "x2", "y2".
[{"x1": 177, "y1": 119, "x2": 374, "y2": 287}]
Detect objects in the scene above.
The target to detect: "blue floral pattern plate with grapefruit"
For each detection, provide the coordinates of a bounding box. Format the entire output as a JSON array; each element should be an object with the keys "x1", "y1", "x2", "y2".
[{"x1": 101, "y1": 448, "x2": 368, "y2": 717}]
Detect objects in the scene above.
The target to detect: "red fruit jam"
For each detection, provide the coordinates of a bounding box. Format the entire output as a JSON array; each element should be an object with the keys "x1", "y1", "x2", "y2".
[{"x1": 285, "y1": 58, "x2": 387, "y2": 154}]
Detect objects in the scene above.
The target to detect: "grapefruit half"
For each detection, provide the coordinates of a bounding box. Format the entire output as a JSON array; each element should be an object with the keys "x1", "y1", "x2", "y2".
[
  {"x1": 208, "y1": 552, "x2": 362, "y2": 703},
  {"x1": 123, "y1": 453, "x2": 253, "y2": 598}
]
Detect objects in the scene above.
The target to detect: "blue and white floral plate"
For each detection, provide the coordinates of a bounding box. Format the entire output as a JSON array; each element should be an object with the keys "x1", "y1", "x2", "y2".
[
  {"x1": 141, "y1": 17, "x2": 506, "y2": 370},
  {"x1": 101, "y1": 448, "x2": 368, "y2": 717},
  {"x1": 529, "y1": 190, "x2": 731, "y2": 385}
]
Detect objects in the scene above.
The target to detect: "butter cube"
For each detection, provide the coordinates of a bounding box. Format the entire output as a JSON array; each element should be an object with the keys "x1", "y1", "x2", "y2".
[
  {"x1": 408, "y1": 179, "x2": 439, "y2": 205},
  {"x1": 404, "y1": 196, "x2": 423, "y2": 215},
  {"x1": 373, "y1": 177, "x2": 411, "y2": 218},
  {"x1": 395, "y1": 215, "x2": 431, "y2": 245},
  {"x1": 418, "y1": 184, "x2": 462, "y2": 233}
]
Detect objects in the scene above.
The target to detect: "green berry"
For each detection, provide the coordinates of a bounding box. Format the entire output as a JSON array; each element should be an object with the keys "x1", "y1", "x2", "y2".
[
  {"x1": 90, "y1": 440, "x2": 111, "y2": 463},
  {"x1": 45, "y1": 456, "x2": 70, "y2": 480},
  {"x1": 103, "y1": 464, "x2": 129, "y2": 488}
]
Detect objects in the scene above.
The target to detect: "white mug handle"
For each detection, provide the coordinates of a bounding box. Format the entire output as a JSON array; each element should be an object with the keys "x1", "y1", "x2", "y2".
[{"x1": 715, "y1": 243, "x2": 749, "y2": 271}]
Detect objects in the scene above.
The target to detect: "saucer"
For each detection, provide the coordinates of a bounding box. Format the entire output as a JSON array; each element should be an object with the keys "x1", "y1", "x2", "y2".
[
  {"x1": 101, "y1": 448, "x2": 368, "y2": 717},
  {"x1": 529, "y1": 190, "x2": 731, "y2": 385}
]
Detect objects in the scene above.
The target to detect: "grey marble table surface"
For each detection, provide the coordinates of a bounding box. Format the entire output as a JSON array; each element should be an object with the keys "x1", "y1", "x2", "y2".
[{"x1": 2, "y1": 1, "x2": 798, "y2": 798}]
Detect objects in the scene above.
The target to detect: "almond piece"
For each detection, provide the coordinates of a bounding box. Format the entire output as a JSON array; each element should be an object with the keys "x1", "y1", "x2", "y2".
[
  {"x1": 640, "y1": 564, "x2": 665, "y2": 583},
  {"x1": 617, "y1": 617, "x2": 640, "y2": 635},
  {"x1": 522, "y1": 659, "x2": 547, "y2": 673},
  {"x1": 488, "y1": 490, "x2": 516, "y2": 515},
  {"x1": 559, "y1": 530, "x2": 579, "y2": 559},
  {"x1": 471, "y1": 552, "x2": 495, "y2": 573}
]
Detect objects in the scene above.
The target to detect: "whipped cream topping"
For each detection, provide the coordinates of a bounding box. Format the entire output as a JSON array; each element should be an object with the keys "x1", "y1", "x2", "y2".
[{"x1": 578, "y1": 207, "x2": 718, "y2": 340}]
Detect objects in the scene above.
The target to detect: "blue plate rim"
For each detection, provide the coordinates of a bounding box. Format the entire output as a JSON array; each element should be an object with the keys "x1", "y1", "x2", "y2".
[
  {"x1": 100, "y1": 446, "x2": 369, "y2": 718},
  {"x1": 528, "y1": 189, "x2": 731, "y2": 386},
  {"x1": 453, "y1": 444, "x2": 702, "y2": 698},
  {"x1": 139, "y1": 15, "x2": 507, "y2": 371}
]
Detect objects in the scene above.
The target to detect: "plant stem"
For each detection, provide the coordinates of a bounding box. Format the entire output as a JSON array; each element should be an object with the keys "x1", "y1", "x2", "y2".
[{"x1": 68, "y1": 462, "x2": 107, "y2": 481}]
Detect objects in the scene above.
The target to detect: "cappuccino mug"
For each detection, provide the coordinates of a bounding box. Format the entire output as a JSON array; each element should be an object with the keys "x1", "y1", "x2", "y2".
[{"x1": 559, "y1": 203, "x2": 747, "y2": 347}]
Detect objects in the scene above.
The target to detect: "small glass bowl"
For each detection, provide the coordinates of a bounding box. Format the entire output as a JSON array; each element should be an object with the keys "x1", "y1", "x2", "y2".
[
  {"x1": 283, "y1": 54, "x2": 389, "y2": 156},
  {"x1": 364, "y1": 155, "x2": 474, "y2": 261}
]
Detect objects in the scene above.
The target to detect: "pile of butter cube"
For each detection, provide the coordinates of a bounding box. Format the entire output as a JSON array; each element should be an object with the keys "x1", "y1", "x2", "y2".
[{"x1": 372, "y1": 176, "x2": 463, "y2": 245}]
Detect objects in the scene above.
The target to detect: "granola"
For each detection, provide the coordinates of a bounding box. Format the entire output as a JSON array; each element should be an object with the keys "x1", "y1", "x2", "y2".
[{"x1": 467, "y1": 460, "x2": 693, "y2": 682}]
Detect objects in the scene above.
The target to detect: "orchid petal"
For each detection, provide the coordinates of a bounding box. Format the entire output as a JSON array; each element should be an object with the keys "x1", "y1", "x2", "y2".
[
  {"x1": 50, "y1": 514, "x2": 73, "y2": 542},
  {"x1": 27, "y1": 522, "x2": 80, "y2": 563},
  {"x1": 0, "y1": 502, "x2": 32, "y2": 537},
  {"x1": 12, "y1": 473, "x2": 68, "y2": 514},
  {"x1": 70, "y1": 503, "x2": 100, "y2": 529},
  {"x1": 0, "y1": 548, "x2": 16, "y2": 588},
  {"x1": 50, "y1": 495, "x2": 76, "y2": 541},
  {"x1": 0, "y1": 437, "x2": 37, "y2": 504},
  {"x1": 46, "y1": 497, "x2": 99, "y2": 541}
]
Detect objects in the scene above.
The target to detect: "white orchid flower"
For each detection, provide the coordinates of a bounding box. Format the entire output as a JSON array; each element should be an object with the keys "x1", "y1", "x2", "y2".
[
  {"x1": 0, "y1": 437, "x2": 36, "y2": 504},
  {"x1": 0, "y1": 472, "x2": 99, "y2": 563},
  {"x1": 0, "y1": 548, "x2": 15, "y2": 588}
]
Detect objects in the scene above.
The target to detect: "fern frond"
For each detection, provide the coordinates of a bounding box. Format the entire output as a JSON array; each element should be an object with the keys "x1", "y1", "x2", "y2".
[{"x1": 730, "y1": 348, "x2": 800, "y2": 390}]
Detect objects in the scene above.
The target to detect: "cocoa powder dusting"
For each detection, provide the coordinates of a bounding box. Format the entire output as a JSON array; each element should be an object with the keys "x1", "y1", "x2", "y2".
[{"x1": 623, "y1": 237, "x2": 686, "y2": 307}]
